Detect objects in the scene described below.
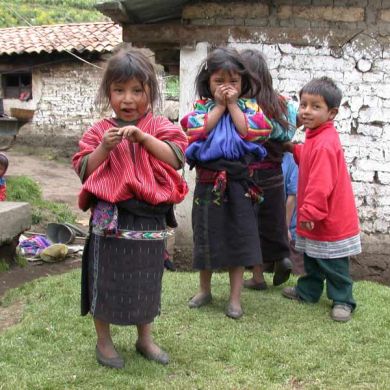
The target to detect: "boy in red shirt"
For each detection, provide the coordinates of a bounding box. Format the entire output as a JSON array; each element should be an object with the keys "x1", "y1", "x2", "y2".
[{"x1": 282, "y1": 77, "x2": 361, "y2": 322}]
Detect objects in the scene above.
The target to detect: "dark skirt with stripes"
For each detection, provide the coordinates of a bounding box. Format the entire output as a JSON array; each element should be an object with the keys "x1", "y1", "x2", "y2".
[
  {"x1": 252, "y1": 167, "x2": 290, "y2": 264},
  {"x1": 81, "y1": 207, "x2": 166, "y2": 326},
  {"x1": 192, "y1": 180, "x2": 262, "y2": 270}
]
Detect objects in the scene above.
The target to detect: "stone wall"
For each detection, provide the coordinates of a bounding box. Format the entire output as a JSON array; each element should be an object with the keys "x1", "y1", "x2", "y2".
[
  {"x1": 13, "y1": 60, "x2": 104, "y2": 155},
  {"x1": 177, "y1": 1, "x2": 390, "y2": 283},
  {"x1": 183, "y1": 1, "x2": 389, "y2": 33}
]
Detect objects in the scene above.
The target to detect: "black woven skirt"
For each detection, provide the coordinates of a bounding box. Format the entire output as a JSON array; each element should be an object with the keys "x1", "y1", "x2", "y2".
[
  {"x1": 83, "y1": 208, "x2": 166, "y2": 325},
  {"x1": 192, "y1": 181, "x2": 262, "y2": 270},
  {"x1": 253, "y1": 167, "x2": 290, "y2": 264}
]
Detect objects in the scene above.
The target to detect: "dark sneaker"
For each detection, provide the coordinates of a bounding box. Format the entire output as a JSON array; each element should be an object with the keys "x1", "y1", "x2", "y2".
[
  {"x1": 331, "y1": 304, "x2": 352, "y2": 322},
  {"x1": 164, "y1": 259, "x2": 176, "y2": 271},
  {"x1": 273, "y1": 257, "x2": 293, "y2": 286},
  {"x1": 282, "y1": 286, "x2": 300, "y2": 301}
]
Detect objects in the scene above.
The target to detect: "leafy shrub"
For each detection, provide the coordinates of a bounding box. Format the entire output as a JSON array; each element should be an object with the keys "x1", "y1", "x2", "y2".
[
  {"x1": 0, "y1": 0, "x2": 106, "y2": 28},
  {"x1": 164, "y1": 75, "x2": 180, "y2": 100}
]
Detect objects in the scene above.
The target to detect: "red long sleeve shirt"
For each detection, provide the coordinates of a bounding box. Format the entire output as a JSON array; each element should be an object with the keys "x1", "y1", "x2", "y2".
[
  {"x1": 0, "y1": 181, "x2": 6, "y2": 201},
  {"x1": 293, "y1": 121, "x2": 360, "y2": 242}
]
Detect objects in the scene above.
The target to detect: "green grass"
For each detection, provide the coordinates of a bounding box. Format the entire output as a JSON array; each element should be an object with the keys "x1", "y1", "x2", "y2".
[
  {"x1": 6, "y1": 175, "x2": 76, "y2": 227},
  {"x1": 14, "y1": 253, "x2": 28, "y2": 268},
  {"x1": 1, "y1": 271, "x2": 390, "y2": 389},
  {"x1": 0, "y1": 259, "x2": 10, "y2": 272}
]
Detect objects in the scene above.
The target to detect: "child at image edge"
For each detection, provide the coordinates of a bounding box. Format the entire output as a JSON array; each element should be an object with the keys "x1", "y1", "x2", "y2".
[
  {"x1": 282, "y1": 77, "x2": 361, "y2": 322},
  {"x1": 180, "y1": 47, "x2": 272, "y2": 319},
  {"x1": 0, "y1": 153, "x2": 9, "y2": 201},
  {"x1": 72, "y1": 46, "x2": 188, "y2": 368}
]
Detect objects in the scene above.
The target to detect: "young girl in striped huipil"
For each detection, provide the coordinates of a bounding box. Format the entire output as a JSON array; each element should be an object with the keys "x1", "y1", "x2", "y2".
[{"x1": 73, "y1": 46, "x2": 188, "y2": 368}]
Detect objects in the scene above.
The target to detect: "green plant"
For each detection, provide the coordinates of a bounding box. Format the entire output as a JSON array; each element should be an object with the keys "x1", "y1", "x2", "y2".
[
  {"x1": 14, "y1": 253, "x2": 28, "y2": 268},
  {"x1": 0, "y1": 259, "x2": 10, "y2": 272},
  {"x1": 6, "y1": 175, "x2": 76, "y2": 227},
  {"x1": 165, "y1": 75, "x2": 180, "y2": 100},
  {"x1": 0, "y1": 0, "x2": 106, "y2": 28}
]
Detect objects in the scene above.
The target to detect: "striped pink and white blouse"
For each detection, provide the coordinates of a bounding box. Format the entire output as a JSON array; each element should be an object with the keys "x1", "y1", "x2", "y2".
[{"x1": 73, "y1": 113, "x2": 188, "y2": 210}]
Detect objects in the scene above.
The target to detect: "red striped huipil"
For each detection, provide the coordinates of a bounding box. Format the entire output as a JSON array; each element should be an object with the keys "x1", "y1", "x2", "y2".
[{"x1": 73, "y1": 113, "x2": 188, "y2": 210}]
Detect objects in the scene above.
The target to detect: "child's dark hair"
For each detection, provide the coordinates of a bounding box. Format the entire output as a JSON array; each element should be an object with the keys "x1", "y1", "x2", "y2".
[
  {"x1": 299, "y1": 76, "x2": 342, "y2": 109},
  {"x1": 195, "y1": 47, "x2": 255, "y2": 99},
  {"x1": 241, "y1": 48, "x2": 289, "y2": 130},
  {"x1": 96, "y1": 45, "x2": 160, "y2": 113},
  {"x1": 0, "y1": 153, "x2": 9, "y2": 175}
]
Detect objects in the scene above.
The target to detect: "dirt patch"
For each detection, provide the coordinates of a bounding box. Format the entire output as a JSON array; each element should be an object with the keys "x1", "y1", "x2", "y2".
[
  {"x1": 0, "y1": 256, "x2": 81, "y2": 298},
  {"x1": 0, "y1": 300, "x2": 25, "y2": 333}
]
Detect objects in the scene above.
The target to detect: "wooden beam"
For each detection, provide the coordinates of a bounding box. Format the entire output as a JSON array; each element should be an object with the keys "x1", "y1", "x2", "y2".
[
  {"x1": 96, "y1": 1, "x2": 130, "y2": 23},
  {"x1": 123, "y1": 24, "x2": 363, "y2": 48}
]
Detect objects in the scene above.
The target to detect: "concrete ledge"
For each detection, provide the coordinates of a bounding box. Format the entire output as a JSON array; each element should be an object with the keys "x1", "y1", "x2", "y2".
[{"x1": 0, "y1": 202, "x2": 32, "y2": 244}]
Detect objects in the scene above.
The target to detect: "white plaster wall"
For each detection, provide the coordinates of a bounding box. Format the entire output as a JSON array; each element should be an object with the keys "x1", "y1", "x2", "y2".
[
  {"x1": 9, "y1": 60, "x2": 104, "y2": 147},
  {"x1": 175, "y1": 42, "x2": 208, "y2": 249},
  {"x1": 33, "y1": 62, "x2": 103, "y2": 137}
]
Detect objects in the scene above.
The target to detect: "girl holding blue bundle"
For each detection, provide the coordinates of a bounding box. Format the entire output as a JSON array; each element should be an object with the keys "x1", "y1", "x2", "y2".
[{"x1": 180, "y1": 47, "x2": 272, "y2": 319}]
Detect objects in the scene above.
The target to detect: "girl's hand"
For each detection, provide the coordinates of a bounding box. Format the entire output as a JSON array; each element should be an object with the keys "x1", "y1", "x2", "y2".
[
  {"x1": 222, "y1": 85, "x2": 239, "y2": 105},
  {"x1": 300, "y1": 221, "x2": 314, "y2": 231},
  {"x1": 214, "y1": 85, "x2": 227, "y2": 107},
  {"x1": 118, "y1": 125, "x2": 148, "y2": 144},
  {"x1": 101, "y1": 127, "x2": 122, "y2": 151}
]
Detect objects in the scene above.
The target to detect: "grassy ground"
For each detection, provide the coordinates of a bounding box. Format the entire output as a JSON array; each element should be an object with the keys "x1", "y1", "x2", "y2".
[{"x1": 1, "y1": 271, "x2": 390, "y2": 389}]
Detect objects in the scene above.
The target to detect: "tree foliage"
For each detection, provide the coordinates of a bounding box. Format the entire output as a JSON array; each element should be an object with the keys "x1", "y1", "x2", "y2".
[{"x1": 0, "y1": 0, "x2": 107, "y2": 28}]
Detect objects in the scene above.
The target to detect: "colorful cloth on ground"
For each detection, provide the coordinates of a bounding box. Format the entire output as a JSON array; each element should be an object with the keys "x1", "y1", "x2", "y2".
[
  {"x1": 293, "y1": 120, "x2": 361, "y2": 246},
  {"x1": 181, "y1": 98, "x2": 271, "y2": 163},
  {"x1": 18, "y1": 235, "x2": 51, "y2": 256},
  {"x1": 72, "y1": 113, "x2": 188, "y2": 211}
]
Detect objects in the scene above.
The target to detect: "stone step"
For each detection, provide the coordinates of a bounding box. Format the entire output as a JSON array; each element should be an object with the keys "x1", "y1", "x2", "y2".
[{"x1": 0, "y1": 202, "x2": 31, "y2": 245}]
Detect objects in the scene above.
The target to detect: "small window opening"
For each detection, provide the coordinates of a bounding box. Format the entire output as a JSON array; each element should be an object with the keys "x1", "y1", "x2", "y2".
[{"x1": 2, "y1": 72, "x2": 32, "y2": 100}]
